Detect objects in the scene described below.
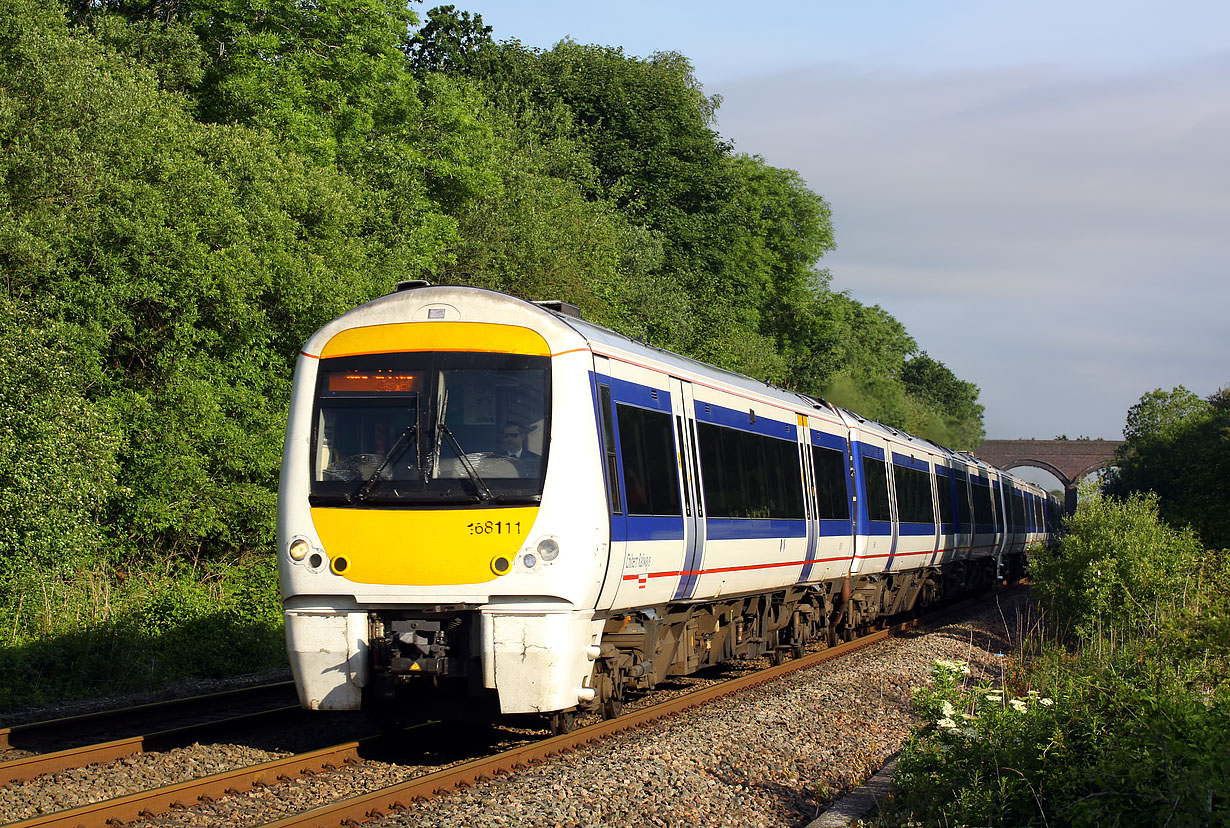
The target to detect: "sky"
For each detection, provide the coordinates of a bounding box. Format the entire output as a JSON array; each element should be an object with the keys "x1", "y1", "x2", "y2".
[{"x1": 460, "y1": 1, "x2": 1230, "y2": 441}]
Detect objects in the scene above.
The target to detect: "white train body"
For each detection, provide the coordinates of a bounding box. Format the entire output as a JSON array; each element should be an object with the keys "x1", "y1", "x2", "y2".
[{"x1": 277, "y1": 286, "x2": 1057, "y2": 722}]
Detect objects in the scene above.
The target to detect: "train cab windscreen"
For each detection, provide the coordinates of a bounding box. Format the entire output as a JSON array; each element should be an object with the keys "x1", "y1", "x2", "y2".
[{"x1": 309, "y1": 351, "x2": 549, "y2": 506}]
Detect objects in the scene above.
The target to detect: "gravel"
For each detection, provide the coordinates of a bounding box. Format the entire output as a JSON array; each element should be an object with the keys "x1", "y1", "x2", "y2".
[{"x1": 0, "y1": 590, "x2": 1031, "y2": 828}]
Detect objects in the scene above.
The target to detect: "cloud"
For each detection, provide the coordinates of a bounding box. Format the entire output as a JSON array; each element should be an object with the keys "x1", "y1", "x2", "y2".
[{"x1": 714, "y1": 56, "x2": 1230, "y2": 438}]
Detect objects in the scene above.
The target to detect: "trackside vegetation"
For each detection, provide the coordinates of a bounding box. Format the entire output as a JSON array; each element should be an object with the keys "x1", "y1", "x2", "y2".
[
  {"x1": 0, "y1": 1, "x2": 987, "y2": 711},
  {"x1": 881, "y1": 385, "x2": 1230, "y2": 827}
]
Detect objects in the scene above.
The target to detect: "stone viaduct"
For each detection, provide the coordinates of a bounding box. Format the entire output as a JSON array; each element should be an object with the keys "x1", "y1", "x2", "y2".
[{"x1": 974, "y1": 439, "x2": 1123, "y2": 513}]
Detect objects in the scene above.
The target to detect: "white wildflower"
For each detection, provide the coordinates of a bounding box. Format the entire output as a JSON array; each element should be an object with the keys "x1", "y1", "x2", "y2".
[
  {"x1": 937, "y1": 717, "x2": 957, "y2": 729},
  {"x1": 1039, "y1": 698, "x2": 1054, "y2": 706},
  {"x1": 941, "y1": 701, "x2": 956, "y2": 718},
  {"x1": 985, "y1": 691, "x2": 1003, "y2": 702},
  {"x1": 934, "y1": 659, "x2": 972, "y2": 676},
  {"x1": 1009, "y1": 698, "x2": 1027, "y2": 713}
]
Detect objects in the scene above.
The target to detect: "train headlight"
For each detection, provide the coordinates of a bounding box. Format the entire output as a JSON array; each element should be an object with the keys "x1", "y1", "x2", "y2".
[
  {"x1": 523, "y1": 553, "x2": 538, "y2": 569},
  {"x1": 288, "y1": 538, "x2": 310, "y2": 561},
  {"x1": 537, "y1": 538, "x2": 560, "y2": 561}
]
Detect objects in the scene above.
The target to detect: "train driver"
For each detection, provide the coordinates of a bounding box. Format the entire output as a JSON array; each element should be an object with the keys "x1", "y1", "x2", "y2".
[{"x1": 500, "y1": 421, "x2": 539, "y2": 461}]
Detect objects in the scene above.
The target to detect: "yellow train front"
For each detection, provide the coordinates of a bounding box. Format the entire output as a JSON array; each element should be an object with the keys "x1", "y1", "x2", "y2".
[{"x1": 277, "y1": 284, "x2": 610, "y2": 721}]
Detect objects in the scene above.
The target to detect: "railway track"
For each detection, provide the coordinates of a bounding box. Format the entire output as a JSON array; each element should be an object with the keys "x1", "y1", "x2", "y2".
[
  {"x1": 0, "y1": 681, "x2": 297, "y2": 754},
  {"x1": 0, "y1": 703, "x2": 304, "y2": 786},
  {"x1": 1, "y1": 591, "x2": 1004, "y2": 828}
]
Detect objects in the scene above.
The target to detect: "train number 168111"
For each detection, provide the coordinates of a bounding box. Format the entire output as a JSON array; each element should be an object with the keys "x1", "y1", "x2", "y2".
[{"x1": 468, "y1": 521, "x2": 522, "y2": 536}]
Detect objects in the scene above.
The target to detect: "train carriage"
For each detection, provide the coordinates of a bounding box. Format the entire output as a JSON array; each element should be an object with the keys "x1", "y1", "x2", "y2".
[{"x1": 278, "y1": 284, "x2": 1057, "y2": 728}]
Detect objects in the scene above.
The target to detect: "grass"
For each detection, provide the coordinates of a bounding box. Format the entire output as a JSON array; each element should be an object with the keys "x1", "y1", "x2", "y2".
[{"x1": 0, "y1": 552, "x2": 286, "y2": 713}]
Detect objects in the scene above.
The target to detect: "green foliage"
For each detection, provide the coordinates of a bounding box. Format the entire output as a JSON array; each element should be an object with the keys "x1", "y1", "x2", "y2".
[
  {"x1": 817, "y1": 296, "x2": 985, "y2": 448},
  {"x1": 0, "y1": 554, "x2": 284, "y2": 711},
  {"x1": 2, "y1": 0, "x2": 404, "y2": 561},
  {"x1": 1122, "y1": 385, "x2": 1209, "y2": 442},
  {"x1": 82, "y1": 13, "x2": 208, "y2": 93},
  {"x1": 405, "y1": 4, "x2": 493, "y2": 75},
  {"x1": 1105, "y1": 385, "x2": 1230, "y2": 549},
  {"x1": 888, "y1": 472, "x2": 1230, "y2": 828},
  {"x1": 891, "y1": 656, "x2": 1230, "y2": 827},
  {"x1": 0, "y1": 297, "x2": 119, "y2": 574},
  {"x1": 894, "y1": 660, "x2": 1064, "y2": 826},
  {"x1": 1029, "y1": 490, "x2": 1206, "y2": 642}
]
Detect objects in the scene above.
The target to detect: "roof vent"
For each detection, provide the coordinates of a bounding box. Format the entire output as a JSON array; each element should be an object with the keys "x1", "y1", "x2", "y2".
[
  {"x1": 395, "y1": 280, "x2": 432, "y2": 292},
  {"x1": 533, "y1": 300, "x2": 582, "y2": 319}
]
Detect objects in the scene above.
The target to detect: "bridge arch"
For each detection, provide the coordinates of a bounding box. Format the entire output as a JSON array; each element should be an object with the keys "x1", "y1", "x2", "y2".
[{"x1": 975, "y1": 439, "x2": 1123, "y2": 513}]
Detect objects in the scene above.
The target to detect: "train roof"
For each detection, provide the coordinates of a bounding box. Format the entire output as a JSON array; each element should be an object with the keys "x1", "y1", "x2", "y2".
[{"x1": 364, "y1": 284, "x2": 1045, "y2": 492}]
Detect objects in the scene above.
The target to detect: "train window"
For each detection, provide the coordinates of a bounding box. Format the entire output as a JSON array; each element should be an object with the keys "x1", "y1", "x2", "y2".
[
  {"x1": 598, "y1": 385, "x2": 622, "y2": 515},
  {"x1": 861, "y1": 456, "x2": 892, "y2": 523},
  {"x1": 951, "y1": 470, "x2": 968, "y2": 532},
  {"x1": 893, "y1": 464, "x2": 935, "y2": 525},
  {"x1": 1011, "y1": 491, "x2": 1026, "y2": 532},
  {"x1": 616, "y1": 403, "x2": 682, "y2": 517},
  {"x1": 812, "y1": 445, "x2": 850, "y2": 521},
  {"x1": 971, "y1": 479, "x2": 994, "y2": 527},
  {"x1": 309, "y1": 351, "x2": 549, "y2": 505},
  {"x1": 688, "y1": 419, "x2": 704, "y2": 518},
  {"x1": 936, "y1": 469, "x2": 954, "y2": 526},
  {"x1": 676, "y1": 415, "x2": 692, "y2": 518},
  {"x1": 697, "y1": 422, "x2": 804, "y2": 520}
]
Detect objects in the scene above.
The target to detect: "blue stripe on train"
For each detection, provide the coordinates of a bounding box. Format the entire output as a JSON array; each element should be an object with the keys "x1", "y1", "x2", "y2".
[
  {"x1": 694, "y1": 400, "x2": 798, "y2": 440},
  {"x1": 704, "y1": 518, "x2": 807, "y2": 540},
  {"x1": 623, "y1": 515, "x2": 685, "y2": 542}
]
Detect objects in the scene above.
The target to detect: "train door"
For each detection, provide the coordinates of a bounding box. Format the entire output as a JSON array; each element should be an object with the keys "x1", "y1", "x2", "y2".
[
  {"x1": 604, "y1": 361, "x2": 688, "y2": 610},
  {"x1": 670, "y1": 378, "x2": 706, "y2": 600},
  {"x1": 929, "y1": 459, "x2": 945, "y2": 566},
  {"x1": 847, "y1": 430, "x2": 896, "y2": 575},
  {"x1": 592, "y1": 357, "x2": 625, "y2": 611},
  {"x1": 795, "y1": 415, "x2": 820, "y2": 581}
]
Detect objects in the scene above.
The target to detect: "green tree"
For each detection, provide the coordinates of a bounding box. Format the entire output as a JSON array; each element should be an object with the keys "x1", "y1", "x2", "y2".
[
  {"x1": 1, "y1": 0, "x2": 388, "y2": 558},
  {"x1": 1105, "y1": 385, "x2": 1230, "y2": 549},
  {"x1": 1122, "y1": 385, "x2": 1208, "y2": 442},
  {"x1": 0, "y1": 297, "x2": 119, "y2": 576},
  {"x1": 901, "y1": 351, "x2": 985, "y2": 447},
  {"x1": 405, "y1": 3, "x2": 493, "y2": 75}
]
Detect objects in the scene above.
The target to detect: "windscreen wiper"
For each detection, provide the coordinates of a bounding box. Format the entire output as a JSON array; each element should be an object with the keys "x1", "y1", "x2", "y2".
[
  {"x1": 355, "y1": 423, "x2": 417, "y2": 502},
  {"x1": 437, "y1": 423, "x2": 493, "y2": 502}
]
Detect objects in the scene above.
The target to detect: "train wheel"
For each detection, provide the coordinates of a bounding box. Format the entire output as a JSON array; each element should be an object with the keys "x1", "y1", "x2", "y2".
[
  {"x1": 602, "y1": 694, "x2": 624, "y2": 720},
  {"x1": 549, "y1": 710, "x2": 578, "y2": 735}
]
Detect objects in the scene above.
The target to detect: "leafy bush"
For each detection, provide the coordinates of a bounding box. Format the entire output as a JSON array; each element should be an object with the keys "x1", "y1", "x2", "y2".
[
  {"x1": 893, "y1": 660, "x2": 1061, "y2": 825},
  {"x1": 0, "y1": 554, "x2": 284, "y2": 712},
  {"x1": 891, "y1": 657, "x2": 1230, "y2": 827},
  {"x1": 0, "y1": 297, "x2": 119, "y2": 576},
  {"x1": 886, "y1": 486, "x2": 1230, "y2": 827},
  {"x1": 1028, "y1": 489, "x2": 1205, "y2": 643}
]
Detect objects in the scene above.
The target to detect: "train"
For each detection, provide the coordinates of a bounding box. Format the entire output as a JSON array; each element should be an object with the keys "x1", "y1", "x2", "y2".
[{"x1": 277, "y1": 284, "x2": 1059, "y2": 732}]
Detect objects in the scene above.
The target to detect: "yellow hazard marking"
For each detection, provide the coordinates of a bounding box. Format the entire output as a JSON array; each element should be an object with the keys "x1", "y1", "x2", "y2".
[
  {"x1": 319, "y1": 322, "x2": 550, "y2": 358},
  {"x1": 310, "y1": 506, "x2": 538, "y2": 586}
]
